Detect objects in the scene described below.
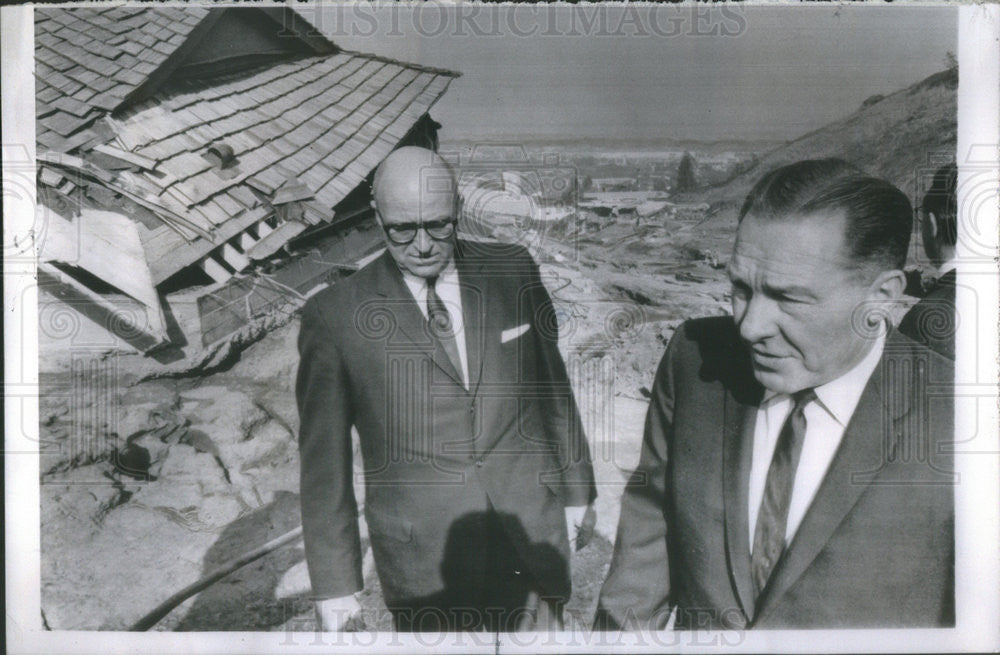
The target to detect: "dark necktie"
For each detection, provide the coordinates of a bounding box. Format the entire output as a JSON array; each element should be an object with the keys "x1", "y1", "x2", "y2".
[
  {"x1": 751, "y1": 387, "x2": 817, "y2": 600},
  {"x1": 426, "y1": 276, "x2": 464, "y2": 385}
]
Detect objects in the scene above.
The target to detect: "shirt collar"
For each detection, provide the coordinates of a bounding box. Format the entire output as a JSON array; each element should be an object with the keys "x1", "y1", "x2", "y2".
[
  {"x1": 399, "y1": 258, "x2": 458, "y2": 290},
  {"x1": 938, "y1": 258, "x2": 957, "y2": 276},
  {"x1": 761, "y1": 332, "x2": 886, "y2": 426}
]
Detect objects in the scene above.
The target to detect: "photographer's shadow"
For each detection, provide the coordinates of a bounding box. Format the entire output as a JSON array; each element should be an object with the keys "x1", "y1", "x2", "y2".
[
  {"x1": 174, "y1": 490, "x2": 304, "y2": 630},
  {"x1": 389, "y1": 510, "x2": 568, "y2": 633}
]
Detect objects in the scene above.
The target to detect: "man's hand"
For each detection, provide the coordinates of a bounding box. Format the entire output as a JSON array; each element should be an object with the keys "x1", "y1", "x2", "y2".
[
  {"x1": 315, "y1": 594, "x2": 363, "y2": 631},
  {"x1": 565, "y1": 503, "x2": 597, "y2": 552}
]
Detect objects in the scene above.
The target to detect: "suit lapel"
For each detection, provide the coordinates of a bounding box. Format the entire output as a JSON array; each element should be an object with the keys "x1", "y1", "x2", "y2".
[
  {"x1": 455, "y1": 245, "x2": 486, "y2": 396},
  {"x1": 753, "y1": 352, "x2": 904, "y2": 623},
  {"x1": 723, "y1": 385, "x2": 762, "y2": 622},
  {"x1": 366, "y1": 252, "x2": 467, "y2": 388}
]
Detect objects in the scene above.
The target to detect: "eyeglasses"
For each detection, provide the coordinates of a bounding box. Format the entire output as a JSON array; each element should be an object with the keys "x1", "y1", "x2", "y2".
[{"x1": 380, "y1": 217, "x2": 457, "y2": 245}]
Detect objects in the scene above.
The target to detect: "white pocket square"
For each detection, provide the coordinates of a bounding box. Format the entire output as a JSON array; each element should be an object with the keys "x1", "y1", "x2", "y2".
[{"x1": 501, "y1": 323, "x2": 530, "y2": 343}]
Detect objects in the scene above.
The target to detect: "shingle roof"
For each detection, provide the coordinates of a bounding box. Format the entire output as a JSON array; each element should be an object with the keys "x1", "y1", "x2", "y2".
[
  {"x1": 35, "y1": 7, "x2": 212, "y2": 151},
  {"x1": 35, "y1": 7, "x2": 459, "y2": 285},
  {"x1": 121, "y1": 52, "x2": 456, "y2": 283}
]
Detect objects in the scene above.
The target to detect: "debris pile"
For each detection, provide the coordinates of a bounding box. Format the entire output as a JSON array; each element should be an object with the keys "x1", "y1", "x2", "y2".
[{"x1": 35, "y1": 6, "x2": 459, "y2": 364}]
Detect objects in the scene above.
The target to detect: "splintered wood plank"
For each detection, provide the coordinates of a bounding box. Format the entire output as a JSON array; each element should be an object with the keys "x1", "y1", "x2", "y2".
[
  {"x1": 39, "y1": 207, "x2": 169, "y2": 343},
  {"x1": 145, "y1": 206, "x2": 270, "y2": 284},
  {"x1": 159, "y1": 183, "x2": 199, "y2": 212},
  {"x1": 39, "y1": 167, "x2": 65, "y2": 187},
  {"x1": 246, "y1": 220, "x2": 307, "y2": 260},
  {"x1": 92, "y1": 144, "x2": 158, "y2": 170},
  {"x1": 301, "y1": 200, "x2": 332, "y2": 225},
  {"x1": 272, "y1": 182, "x2": 314, "y2": 205}
]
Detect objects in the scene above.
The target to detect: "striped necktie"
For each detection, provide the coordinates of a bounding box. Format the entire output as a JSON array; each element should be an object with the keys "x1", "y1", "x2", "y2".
[
  {"x1": 426, "y1": 275, "x2": 464, "y2": 385},
  {"x1": 751, "y1": 387, "x2": 817, "y2": 600}
]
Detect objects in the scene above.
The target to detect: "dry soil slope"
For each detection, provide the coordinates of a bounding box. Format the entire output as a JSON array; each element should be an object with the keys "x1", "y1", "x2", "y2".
[{"x1": 686, "y1": 67, "x2": 958, "y2": 222}]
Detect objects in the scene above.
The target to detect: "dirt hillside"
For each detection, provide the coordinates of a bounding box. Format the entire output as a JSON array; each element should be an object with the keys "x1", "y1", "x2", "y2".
[{"x1": 677, "y1": 66, "x2": 958, "y2": 260}]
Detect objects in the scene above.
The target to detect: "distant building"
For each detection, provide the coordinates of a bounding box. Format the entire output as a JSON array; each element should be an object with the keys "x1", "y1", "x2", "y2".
[
  {"x1": 35, "y1": 7, "x2": 459, "y2": 356},
  {"x1": 590, "y1": 177, "x2": 636, "y2": 192}
]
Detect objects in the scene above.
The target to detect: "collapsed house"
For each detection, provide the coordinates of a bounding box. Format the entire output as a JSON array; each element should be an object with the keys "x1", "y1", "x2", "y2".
[{"x1": 35, "y1": 6, "x2": 459, "y2": 360}]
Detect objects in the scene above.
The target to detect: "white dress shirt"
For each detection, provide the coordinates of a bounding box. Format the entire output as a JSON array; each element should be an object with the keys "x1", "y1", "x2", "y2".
[
  {"x1": 938, "y1": 259, "x2": 956, "y2": 277},
  {"x1": 400, "y1": 260, "x2": 469, "y2": 389},
  {"x1": 747, "y1": 333, "x2": 885, "y2": 551}
]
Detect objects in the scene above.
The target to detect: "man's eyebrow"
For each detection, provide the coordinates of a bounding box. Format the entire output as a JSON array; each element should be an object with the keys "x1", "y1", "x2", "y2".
[
  {"x1": 761, "y1": 280, "x2": 815, "y2": 298},
  {"x1": 387, "y1": 216, "x2": 453, "y2": 227}
]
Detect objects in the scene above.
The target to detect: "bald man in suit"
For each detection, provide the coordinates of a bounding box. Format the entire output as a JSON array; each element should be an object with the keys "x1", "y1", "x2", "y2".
[{"x1": 297, "y1": 147, "x2": 596, "y2": 632}]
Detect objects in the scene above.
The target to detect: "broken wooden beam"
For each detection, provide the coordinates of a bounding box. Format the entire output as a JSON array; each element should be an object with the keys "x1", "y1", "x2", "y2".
[
  {"x1": 201, "y1": 255, "x2": 232, "y2": 284},
  {"x1": 238, "y1": 229, "x2": 258, "y2": 252},
  {"x1": 246, "y1": 220, "x2": 307, "y2": 260},
  {"x1": 220, "y1": 242, "x2": 250, "y2": 272}
]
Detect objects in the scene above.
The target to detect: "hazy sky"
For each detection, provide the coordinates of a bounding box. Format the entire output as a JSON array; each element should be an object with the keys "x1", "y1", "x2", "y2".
[{"x1": 313, "y1": 4, "x2": 956, "y2": 144}]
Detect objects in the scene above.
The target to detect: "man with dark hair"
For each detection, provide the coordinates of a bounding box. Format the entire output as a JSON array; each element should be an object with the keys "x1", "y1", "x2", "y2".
[
  {"x1": 899, "y1": 163, "x2": 958, "y2": 360},
  {"x1": 596, "y1": 158, "x2": 954, "y2": 630},
  {"x1": 297, "y1": 147, "x2": 596, "y2": 632}
]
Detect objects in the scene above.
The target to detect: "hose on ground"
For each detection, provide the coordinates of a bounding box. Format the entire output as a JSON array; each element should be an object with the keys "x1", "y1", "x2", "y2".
[{"x1": 128, "y1": 526, "x2": 303, "y2": 631}]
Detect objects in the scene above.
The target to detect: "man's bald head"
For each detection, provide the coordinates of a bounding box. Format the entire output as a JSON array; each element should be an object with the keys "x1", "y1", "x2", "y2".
[
  {"x1": 372, "y1": 146, "x2": 459, "y2": 279},
  {"x1": 372, "y1": 146, "x2": 457, "y2": 217}
]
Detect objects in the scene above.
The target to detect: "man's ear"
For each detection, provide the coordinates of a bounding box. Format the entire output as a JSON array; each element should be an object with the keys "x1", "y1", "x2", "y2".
[
  {"x1": 870, "y1": 269, "x2": 907, "y2": 302},
  {"x1": 926, "y1": 211, "x2": 940, "y2": 240}
]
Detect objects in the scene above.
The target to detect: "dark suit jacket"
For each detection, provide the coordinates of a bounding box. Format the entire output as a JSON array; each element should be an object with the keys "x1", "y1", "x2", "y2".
[
  {"x1": 898, "y1": 268, "x2": 956, "y2": 361},
  {"x1": 596, "y1": 317, "x2": 954, "y2": 630},
  {"x1": 296, "y1": 239, "x2": 596, "y2": 606}
]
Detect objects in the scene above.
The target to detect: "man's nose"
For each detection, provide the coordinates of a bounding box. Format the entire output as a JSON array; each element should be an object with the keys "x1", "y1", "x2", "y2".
[
  {"x1": 413, "y1": 227, "x2": 433, "y2": 251},
  {"x1": 737, "y1": 295, "x2": 777, "y2": 344}
]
